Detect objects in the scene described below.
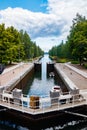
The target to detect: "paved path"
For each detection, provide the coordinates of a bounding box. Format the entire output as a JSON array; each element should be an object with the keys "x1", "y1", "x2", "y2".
[
  {"x1": 0, "y1": 62, "x2": 33, "y2": 87},
  {"x1": 65, "y1": 63, "x2": 87, "y2": 78},
  {"x1": 56, "y1": 63, "x2": 87, "y2": 90},
  {"x1": 2, "y1": 62, "x2": 24, "y2": 74}
]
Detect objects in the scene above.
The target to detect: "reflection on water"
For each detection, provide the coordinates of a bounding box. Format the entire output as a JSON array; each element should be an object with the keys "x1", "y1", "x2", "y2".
[
  {"x1": 0, "y1": 121, "x2": 28, "y2": 130},
  {"x1": 0, "y1": 118, "x2": 87, "y2": 130}
]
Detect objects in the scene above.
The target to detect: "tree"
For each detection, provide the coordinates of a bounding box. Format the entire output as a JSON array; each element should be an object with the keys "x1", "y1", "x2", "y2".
[
  {"x1": 0, "y1": 24, "x2": 5, "y2": 63},
  {"x1": 0, "y1": 24, "x2": 44, "y2": 64},
  {"x1": 67, "y1": 14, "x2": 87, "y2": 65},
  {"x1": 5, "y1": 26, "x2": 23, "y2": 64}
]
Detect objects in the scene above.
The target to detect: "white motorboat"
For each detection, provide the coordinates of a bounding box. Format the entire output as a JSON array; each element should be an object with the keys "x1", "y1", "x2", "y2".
[{"x1": 49, "y1": 72, "x2": 55, "y2": 77}]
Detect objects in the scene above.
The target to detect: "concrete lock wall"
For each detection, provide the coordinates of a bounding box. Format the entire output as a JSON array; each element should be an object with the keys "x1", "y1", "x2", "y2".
[
  {"x1": 34, "y1": 62, "x2": 42, "y2": 72},
  {"x1": 47, "y1": 62, "x2": 55, "y2": 77},
  {"x1": 7, "y1": 63, "x2": 42, "y2": 91},
  {"x1": 13, "y1": 67, "x2": 34, "y2": 90},
  {"x1": 5, "y1": 65, "x2": 34, "y2": 91}
]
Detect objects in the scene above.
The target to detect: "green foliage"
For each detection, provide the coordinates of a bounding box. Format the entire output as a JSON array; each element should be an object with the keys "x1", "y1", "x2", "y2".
[
  {"x1": 57, "y1": 58, "x2": 68, "y2": 63},
  {"x1": 0, "y1": 24, "x2": 44, "y2": 64},
  {"x1": 67, "y1": 14, "x2": 87, "y2": 65},
  {"x1": 71, "y1": 60, "x2": 79, "y2": 64},
  {"x1": 84, "y1": 63, "x2": 87, "y2": 69},
  {"x1": 49, "y1": 56, "x2": 58, "y2": 61},
  {"x1": 49, "y1": 13, "x2": 87, "y2": 66},
  {"x1": 19, "y1": 30, "x2": 44, "y2": 60}
]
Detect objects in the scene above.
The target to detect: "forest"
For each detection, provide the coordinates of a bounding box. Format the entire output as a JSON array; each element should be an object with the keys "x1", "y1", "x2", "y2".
[
  {"x1": 49, "y1": 14, "x2": 87, "y2": 66},
  {"x1": 0, "y1": 24, "x2": 44, "y2": 65}
]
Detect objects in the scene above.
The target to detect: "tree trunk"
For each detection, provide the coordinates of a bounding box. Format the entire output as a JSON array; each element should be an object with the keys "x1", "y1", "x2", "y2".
[
  {"x1": 9, "y1": 60, "x2": 12, "y2": 65},
  {"x1": 79, "y1": 57, "x2": 82, "y2": 66}
]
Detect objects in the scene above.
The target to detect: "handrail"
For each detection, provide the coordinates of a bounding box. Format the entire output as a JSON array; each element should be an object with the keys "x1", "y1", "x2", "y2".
[{"x1": 0, "y1": 91, "x2": 86, "y2": 114}]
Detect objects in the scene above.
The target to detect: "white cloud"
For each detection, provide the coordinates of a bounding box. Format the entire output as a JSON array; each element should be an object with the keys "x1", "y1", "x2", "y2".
[
  {"x1": 47, "y1": 0, "x2": 87, "y2": 32},
  {"x1": 0, "y1": 0, "x2": 87, "y2": 51},
  {"x1": 0, "y1": 7, "x2": 63, "y2": 38},
  {"x1": 34, "y1": 37, "x2": 58, "y2": 52}
]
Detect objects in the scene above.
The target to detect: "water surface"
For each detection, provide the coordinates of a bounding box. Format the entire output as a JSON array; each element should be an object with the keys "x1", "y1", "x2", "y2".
[{"x1": 23, "y1": 54, "x2": 58, "y2": 97}]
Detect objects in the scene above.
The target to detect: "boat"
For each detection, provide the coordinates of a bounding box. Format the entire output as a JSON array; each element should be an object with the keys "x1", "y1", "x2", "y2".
[
  {"x1": 51, "y1": 85, "x2": 61, "y2": 93},
  {"x1": 49, "y1": 72, "x2": 55, "y2": 77}
]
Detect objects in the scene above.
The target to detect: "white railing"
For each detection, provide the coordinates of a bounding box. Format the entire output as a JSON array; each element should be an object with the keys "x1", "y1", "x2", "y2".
[{"x1": 0, "y1": 91, "x2": 86, "y2": 114}]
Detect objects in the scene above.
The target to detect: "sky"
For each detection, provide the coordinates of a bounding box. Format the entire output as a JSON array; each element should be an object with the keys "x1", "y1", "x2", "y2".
[{"x1": 0, "y1": 0, "x2": 87, "y2": 52}]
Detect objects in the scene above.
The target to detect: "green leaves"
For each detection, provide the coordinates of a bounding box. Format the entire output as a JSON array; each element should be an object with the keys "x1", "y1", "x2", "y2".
[
  {"x1": 68, "y1": 14, "x2": 87, "y2": 65},
  {"x1": 49, "y1": 13, "x2": 87, "y2": 65},
  {"x1": 0, "y1": 24, "x2": 43, "y2": 64}
]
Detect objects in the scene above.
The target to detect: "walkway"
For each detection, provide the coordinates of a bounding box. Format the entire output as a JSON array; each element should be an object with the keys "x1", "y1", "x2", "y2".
[
  {"x1": 65, "y1": 63, "x2": 87, "y2": 78},
  {"x1": 55, "y1": 63, "x2": 87, "y2": 90},
  {"x1": 0, "y1": 62, "x2": 34, "y2": 90}
]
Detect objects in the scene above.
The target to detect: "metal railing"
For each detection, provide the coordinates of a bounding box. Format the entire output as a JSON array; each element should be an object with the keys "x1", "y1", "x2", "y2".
[{"x1": 0, "y1": 90, "x2": 86, "y2": 114}]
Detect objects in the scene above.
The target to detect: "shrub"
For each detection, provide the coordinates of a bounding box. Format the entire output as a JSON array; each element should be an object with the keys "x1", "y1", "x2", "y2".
[
  {"x1": 57, "y1": 58, "x2": 68, "y2": 63},
  {"x1": 71, "y1": 61, "x2": 79, "y2": 64},
  {"x1": 84, "y1": 63, "x2": 87, "y2": 69}
]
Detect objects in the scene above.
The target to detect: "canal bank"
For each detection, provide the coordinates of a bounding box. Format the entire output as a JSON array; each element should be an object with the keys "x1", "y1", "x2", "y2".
[
  {"x1": 0, "y1": 55, "x2": 87, "y2": 129},
  {"x1": 55, "y1": 63, "x2": 87, "y2": 90},
  {"x1": 0, "y1": 63, "x2": 34, "y2": 91},
  {"x1": 54, "y1": 63, "x2": 79, "y2": 95}
]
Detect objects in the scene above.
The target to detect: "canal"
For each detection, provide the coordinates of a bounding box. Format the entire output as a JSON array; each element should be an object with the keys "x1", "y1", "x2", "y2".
[
  {"x1": 0, "y1": 54, "x2": 87, "y2": 130},
  {"x1": 23, "y1": 54, "x2": 60, "y2": 97}
]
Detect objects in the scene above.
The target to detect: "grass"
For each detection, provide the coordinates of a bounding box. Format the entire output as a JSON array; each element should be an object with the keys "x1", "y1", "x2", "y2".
[{"x1": 57, "y1": 58, "x2": 68, "y2": 63}]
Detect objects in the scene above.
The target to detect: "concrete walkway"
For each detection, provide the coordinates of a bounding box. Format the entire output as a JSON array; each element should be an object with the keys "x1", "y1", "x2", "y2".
[
  {"x1": 0, "y1": 62, "x2": 34, "y2": 89},
  {"x1": 65, "y1": 63, "x2": 87, "y2": 78},
  {"x1": 55, "y1": 63, "x2": 87, "y2": 90},
  {"x1": 2, "y1": 62, "x2": 24, "y2": 74}
]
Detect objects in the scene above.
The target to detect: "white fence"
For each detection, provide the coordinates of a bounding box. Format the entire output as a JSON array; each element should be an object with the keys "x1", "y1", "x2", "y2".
[{"x1": 0, "y1": 90, "x2": 85, "y2": 114}]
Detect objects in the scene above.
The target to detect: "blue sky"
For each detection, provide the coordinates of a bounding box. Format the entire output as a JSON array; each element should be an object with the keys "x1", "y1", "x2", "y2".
[
  {"x1": 0, "y1": 0, "x2": 87, "y2": 51},
  {"x1": 0, "y1": 0, "x2": 48, "y2": 12}
]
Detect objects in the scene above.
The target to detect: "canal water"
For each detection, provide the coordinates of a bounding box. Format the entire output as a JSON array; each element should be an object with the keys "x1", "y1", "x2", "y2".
[
  {"x1": 23, "y1": 54, "x2": 59, "y2": 97},
  {"x1": 0, "y1": 54, "x2": 87, "y2": 130}
]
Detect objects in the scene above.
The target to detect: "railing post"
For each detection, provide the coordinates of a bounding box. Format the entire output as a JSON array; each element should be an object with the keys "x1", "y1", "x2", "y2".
[
  {"x1": 2, "y1": 90, "x2": 4, "y2": 102},
  {"x1": 42, "y1": 96, "x2": 45, "y2": 114},
  {"x1": 27, "y1": 95, "x2": 29, "y2": 108},
  {"x1": 41, "y1": 96, "x2": 44, "y2": 113},
  {"x1": 73, "y1": 95, "x2": 74, "y2": 106},
  {"x1": 21, "y1": 94, "x2": 24, "y2": 112},
  {"x1": 8, "y1": 97, "x2": 10, "y2": 108},
  {"x1": 58, "y1": 99, "x2": 59, "y2": 109}
]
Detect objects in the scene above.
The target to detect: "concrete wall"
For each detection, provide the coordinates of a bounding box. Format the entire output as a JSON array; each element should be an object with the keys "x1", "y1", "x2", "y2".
[
  {"x1": 47, "y1": 62, "x2": 54, "y2": 77},
  {"x1": 54, "y1": 64, "x2": 79, "y2": 95},
  {"x1": 54, "y1": 69, "x2": 68, "y2": 93},
  {"x1": 6, "y1": 64, "x2": 34, "y2": 91},
  {"x1": 6, "y1": 62, "x2": 42, "y2": 91},
  {"x1": 14, "y1": 68, "x2": 34, "y2": 90},
  {"x1": 34, "y1": 62, "x2": 42, "y2": 72}
]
